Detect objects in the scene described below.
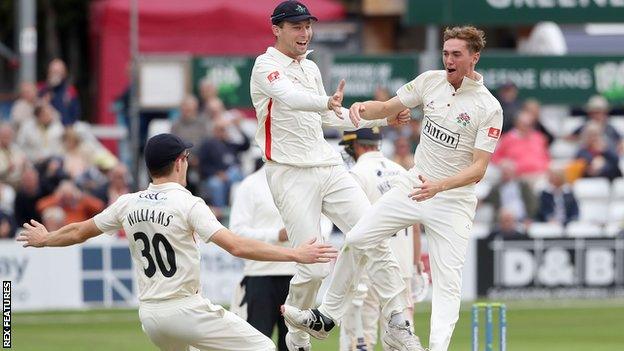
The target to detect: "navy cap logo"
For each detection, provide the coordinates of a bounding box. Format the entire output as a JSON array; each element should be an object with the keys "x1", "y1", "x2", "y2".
[{"x1": 296, "y1": 5, "x2": 306, "y2": 13}]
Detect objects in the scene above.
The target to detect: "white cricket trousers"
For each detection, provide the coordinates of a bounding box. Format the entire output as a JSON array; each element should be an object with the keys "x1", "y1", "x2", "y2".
[
  {"x1": 320, "y1": 173, "x2": 477, "y2": 351},
  {"x1": 339, "y1": 276, "x2": 414, "y2": 351},
  {"x1": 265, "y1": 163, "x2": 404, "y2": 345},
  {"x1": 139, "y1": 294, "x2": 275, "y2": 351}
]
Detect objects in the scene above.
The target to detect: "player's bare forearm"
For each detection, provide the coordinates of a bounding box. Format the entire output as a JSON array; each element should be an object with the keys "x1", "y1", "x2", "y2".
[
  {"x1": 17, "y1": 219, "x2": 102, "y2": 248},
  {"x1": 410, "y1": 150, "x2": 491, "y2": 201},
  {"x1": 212, "y1": 229, "x2": 337, "y2": 264}
]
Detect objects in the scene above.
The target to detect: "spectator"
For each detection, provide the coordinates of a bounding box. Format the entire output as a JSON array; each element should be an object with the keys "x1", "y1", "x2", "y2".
[
  {"x1": 498, "y1": 82, "x2": 522, "y2": 133},
  {"x1": 522, "y1": 98, "x2": 554, "y2": 145},
  {"x1": 0, "y1": 123, "x2": 27, "y2": 188},
  {"x1": 93, "y1": 163, "x2": 131, "y2": 205},
  {"x1": 35, "y1": 156, "x2": 69, "y2": 197},
  {"x1": 488, "y1": 208, "x2": 526, "y2": 240},
  {"x1": 393, "y1": 136, "x2": 415, "y2": 170},
  {"x1": 492, "y1": 110, "x2": 550, "y2": 180},
  {"x1": 16, "y1": 104, "x2": 64, "y2": 163},
  {"x1": 61, "y1": 127, "x2": 94, "y2": 180},
  {"x1": 0, "y1": 210, "x2": 15, "y2": 240},
  {"x1": 171, "y1": 95, "x2": 210, "y2": 151},
  {"x1": 198, "y1": 119, "x2": 250, "y2": 207},
  {"x1": 36, "y1": 180, "x2": 104, "y2": 225},
  {"x1": 38, "y1": 59, "x2": 81, "y2": 125},
  {"x1": 13, "y1": 167, "x2": 42, "y2": 227},
  {"x1": 571, "y1": 95, "x2": 620, "y2": 152},
  {"x1": 198, "y1": 79, "x2": 221, "y2": 126},
  {"x1": 0, "y1": 182, "x2": 15, "y2": 216},
  {"x1": 536, "y1": 166, "x2": 579, "y2": 225},
  {"x1": 483, "y1": 160, "x2": 537, "y2": 224},
  {"x1": 41, "y1": 206, "x2": 66, "y2": 232},
  {"x1": 9, "y1": 82, "x2": 38, "y2": 132},
  {"x1": 575, "y1": 121, "x2": 622, "y2": 181}
]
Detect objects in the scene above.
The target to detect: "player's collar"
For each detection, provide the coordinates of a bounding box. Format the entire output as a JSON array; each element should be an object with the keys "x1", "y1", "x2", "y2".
[
  {"x1": 148, "y1": 182, "x2": 191, "y2": 194},
  {"x1": 357, "y1": 151, "x2": 384, "y2": 162},
  {"x1": 458, "y1": 71, "x2": 484, "y2": 91},
  {"x1": 267, "y1": 47, "x2": 313, "y2": 66}
]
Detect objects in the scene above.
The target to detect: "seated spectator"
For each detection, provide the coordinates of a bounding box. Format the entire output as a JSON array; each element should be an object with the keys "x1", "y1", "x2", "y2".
[
  {"x1": 13, "y1": 167, "x2": 42, "y2": 226},
  {"x1": 536, "y1": 166, "x2": 579, "y2": 225},
  {"x1": 570, "y1": 95, "x2": 620, "y2": 151},
  {"x1": 38, "y1": 58, "x2": 80, "y2": 125},
  {"x1": 171, "y1": 95, "x2": 210, "y2": 150},
  {"x1": 492, "y1": 110, "x2": 550, "y2": 180},
  {"x1": 198, "y1": 119, "x2": 250, "y2": 207},
  {"x1": 9, "y1": 82, "x2": 38, "y2": 132},
  {"x1": 61, "y1": 127, "x2": 94, "y2": 180},
  {"x1": 0, "y1": 182, "x2": 15, "y2": 216},
  {"x1": 483, "y1": 160, "x2": 537, "y2": 224},
  {"x1": 198, "y1": 79, "x2": 221, "y2": 126},
  {"x1": 498, "y1": 82, "x2": 522, "y2": 133},
  {"x1": 488, "y1": 208, "x2": 526, "y2": 240},
  {"x1": 41, "y1": 206, "x2": 66, "y2": 231},
  {"x1": 93, "y1": 163, "x2": 131, "y2": 205},
  {"x1": 575, "y1": 121, "x2": 622, "y2": 181},
  {"x1": 36, "y1": 180, "x2": 104, "y2": 225},
  {"x1": 16, "y1": 104, "x2": 64, "y2": 163},
  {"x1": 0, "y1": 209, "x2": 15, "y2": 240},
  {"x1": 0, "y1": 123, "x2": 27, "y2": 188},
  {"x1": 522, "y1": 98, "x2": 554, "y2": 145},
  {"x1": 35, "y1": 156, "x2": 69, "y2": 197},
  {"x1": 393, "y1": 136, "x2": 415, "y2": 170}
]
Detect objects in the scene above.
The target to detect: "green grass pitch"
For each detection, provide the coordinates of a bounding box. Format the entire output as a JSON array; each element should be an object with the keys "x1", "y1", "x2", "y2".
[{"x1": 12, "y1": 300, "x2": 624, "y2": 350}]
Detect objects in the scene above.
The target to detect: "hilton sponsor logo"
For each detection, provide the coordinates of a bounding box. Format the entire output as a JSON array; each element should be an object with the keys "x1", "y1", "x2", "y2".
[{"x1": 422, "y1": 117, "x2": 460, "y2": 149}]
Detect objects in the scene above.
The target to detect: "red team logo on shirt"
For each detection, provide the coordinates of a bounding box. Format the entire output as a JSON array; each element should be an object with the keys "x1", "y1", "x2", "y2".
[
  {"x1": 267, "y1": 71, "x2": 280, "y2": 82},
  {"x1": 488, "y1": 127, "x2": 501, "y2": 139}
]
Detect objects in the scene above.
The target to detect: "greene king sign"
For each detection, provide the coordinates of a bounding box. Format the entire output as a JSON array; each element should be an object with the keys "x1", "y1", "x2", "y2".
[{"x1": 478, "y1": 55, "x2": 624, "y2": 104}]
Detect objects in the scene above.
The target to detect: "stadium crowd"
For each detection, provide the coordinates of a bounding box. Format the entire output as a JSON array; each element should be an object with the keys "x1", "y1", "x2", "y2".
[{"x1": 0, "y1": 59, "x2": 623, "y2": 241}]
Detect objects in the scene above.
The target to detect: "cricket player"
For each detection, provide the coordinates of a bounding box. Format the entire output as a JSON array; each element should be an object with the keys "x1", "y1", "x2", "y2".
[
  {"x1": 250, "y1": 1, "x2": 411, "y2": 350},
  {"x1": 229, "y1": 162, "x2": 332, "y2": 351},
  {"x1": 337, "y1": 128, "x2": 425, "y2": 351},
  {"x1": 17, "y1": 133, "x2": 338, "y2": 351},
  {"x1": 283, "y1": 26, "x2": 504, "y2": 351}
]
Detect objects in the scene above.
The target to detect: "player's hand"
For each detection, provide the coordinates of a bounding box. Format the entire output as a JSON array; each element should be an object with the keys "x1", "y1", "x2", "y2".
[
  {"x1": 328, "y1": 79, "x2": 346, "y2": 118},
  {"x1": 348, "y1": 102, "x2": 365, "y2": 128},
  {"x1": 409, "y1": 175, "x2": 445, "y2": 202},
  {"x1": 278, "y1": 228, "x2": 289, "y2": 242},
  {"x1": 295, "y1": 238, "x2": 338, "y2": 264},
  {"x1": 387, "y1": 108, "x2": 411, "y2": 127},
  {"x1": 16, "y1": 220, "x2": 50, "y2": 248}
]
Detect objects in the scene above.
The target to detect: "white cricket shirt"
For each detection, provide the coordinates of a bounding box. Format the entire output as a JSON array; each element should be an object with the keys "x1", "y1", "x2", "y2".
[
  {"x1": 229, "y1": 167, "x2": 296, "y2": 277},
  {"x1": 350, "y1": 151, "x2": 413, "y2": 278},
  {"x1": 93, "y1": 182, "x2": 225, "y2": 303},
  {"x1": 251, "y1": 47, "x2": 386, "y2": 167},
  {"x1": 396, "y1": 70, "x2": 503, "y2": 196}
]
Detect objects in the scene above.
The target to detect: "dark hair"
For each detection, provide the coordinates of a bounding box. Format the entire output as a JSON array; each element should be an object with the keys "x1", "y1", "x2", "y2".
[
  {"x1": 148, "y1": 161, "x2": 175, "y2": 178},
  {"x1": 443, "y1": 26, "x2": 486, "y2": 53}
]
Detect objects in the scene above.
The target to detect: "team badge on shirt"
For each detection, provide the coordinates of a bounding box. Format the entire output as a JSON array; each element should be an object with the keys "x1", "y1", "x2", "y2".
[
  {"x1": 456, "y1": 112, "x2": 471, "y2": 126},
  {"x1": 488, "y1": 127, "x2": 501, "y2": 139},
  {"x1": 267, "y1": 71, "x2": 280, "y2": 82}
]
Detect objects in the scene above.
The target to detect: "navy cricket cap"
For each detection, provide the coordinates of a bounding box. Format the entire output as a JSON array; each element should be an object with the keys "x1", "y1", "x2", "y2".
[
  {"x1": 271, "y1": 1, "x2": 318, "y2": 25},
  {"x1": 144, "y1": 133, "x2": 193, "y2": 170},
  {"x1": 339, "y1": 128, "x2": 382, "y2": 145}
]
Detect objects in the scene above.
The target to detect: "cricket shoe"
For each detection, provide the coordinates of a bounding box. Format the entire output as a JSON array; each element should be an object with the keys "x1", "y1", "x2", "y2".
[
  {"x1": 281, "y1": 305, "x2": 335, "y2": 340},
  {"x1": 382, "y1": 320, "x2": 425, "y2": 351},
  {"x1": 285, "y1": 332, "x2": 311, "y2": 351}
]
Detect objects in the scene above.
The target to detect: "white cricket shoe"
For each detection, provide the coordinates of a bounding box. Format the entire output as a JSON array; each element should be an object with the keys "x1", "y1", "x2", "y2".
[
  {"x1": 285, "y1": 332, "x2": 311, "y2": 351},
  {"x1": 382, "y1": 320, "x2": 425, "y2": 351},
  {"x1": 281, "y1": 305, "x2": 335, "y2": 340}
]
